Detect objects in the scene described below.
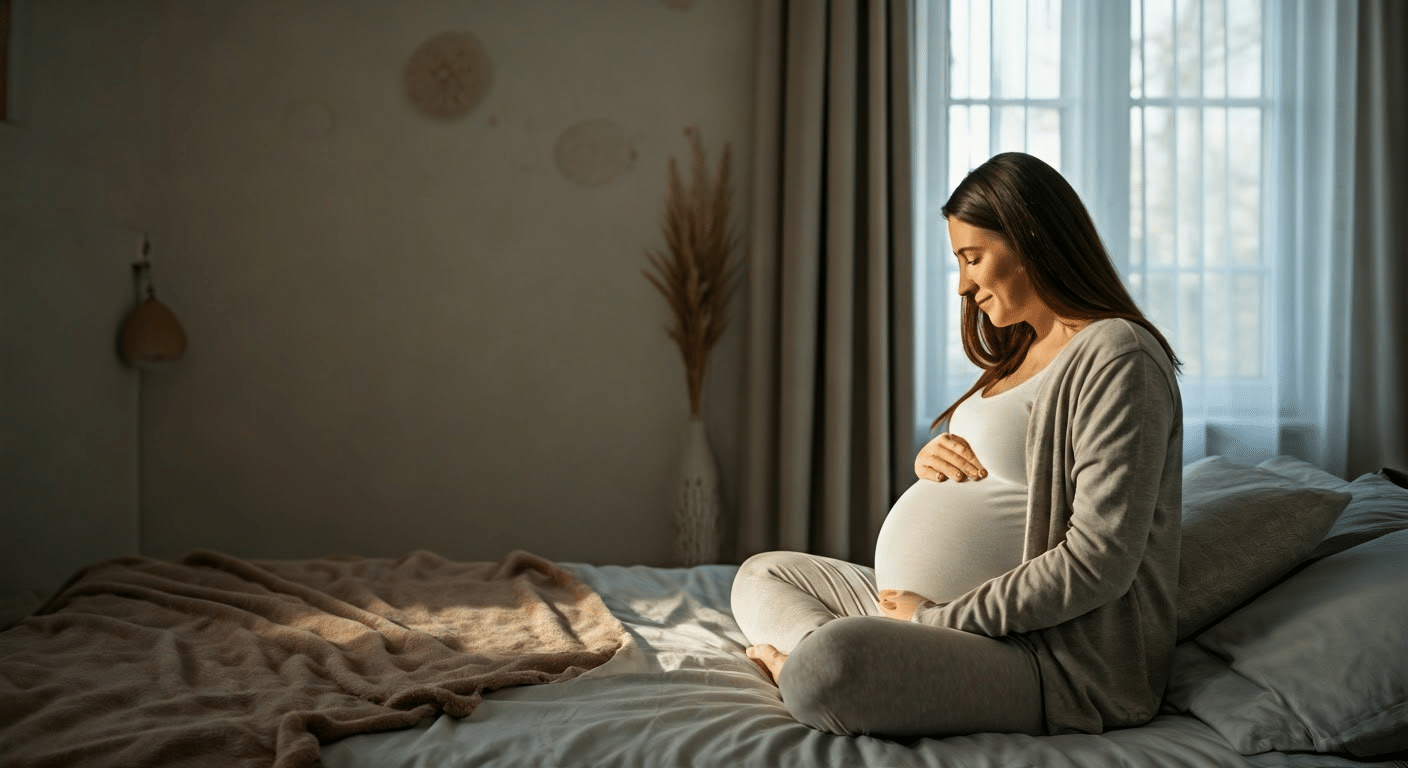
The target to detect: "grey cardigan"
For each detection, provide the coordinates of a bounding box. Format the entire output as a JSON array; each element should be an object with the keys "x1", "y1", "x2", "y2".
[{"x1": 913, "y1": 318, "x2": 1183, "y2": 735}]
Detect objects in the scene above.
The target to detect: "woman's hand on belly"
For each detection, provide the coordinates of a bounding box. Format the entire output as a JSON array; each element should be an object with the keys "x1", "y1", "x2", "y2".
[
  {"x1": 915, "y1": 432, "x2": 988, "y2": 483},
  {"x1": 878, "y1": 589, "x2": 929, "y2": 621}
]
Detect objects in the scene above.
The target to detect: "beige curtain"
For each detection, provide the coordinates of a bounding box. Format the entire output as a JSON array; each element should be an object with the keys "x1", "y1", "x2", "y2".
[
  {"x1": 735, "y1": 0, "x2": 915, "y2": 564},
  {"x1": 1347, "y1": 0, "x2": 1408, "y2": 476}
]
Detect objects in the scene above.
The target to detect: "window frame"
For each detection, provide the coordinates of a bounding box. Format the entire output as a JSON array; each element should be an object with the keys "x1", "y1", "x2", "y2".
[{"x1": 911, "y1": 0, "x2": 1281, "y2": 451}]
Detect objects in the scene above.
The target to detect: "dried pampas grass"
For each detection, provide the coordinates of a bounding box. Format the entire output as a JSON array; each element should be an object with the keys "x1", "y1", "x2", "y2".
[{"x1": 643, "y1": 127, "x2": 740, "y2": 418}]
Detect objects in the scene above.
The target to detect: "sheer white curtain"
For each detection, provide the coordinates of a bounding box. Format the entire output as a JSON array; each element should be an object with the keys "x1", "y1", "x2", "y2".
[{"x1": 912, "y1": 0, "x2": 1358, "y2": 474}]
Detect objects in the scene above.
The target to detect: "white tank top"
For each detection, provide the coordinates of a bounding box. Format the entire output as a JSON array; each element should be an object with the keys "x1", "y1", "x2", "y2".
[{"x1": 873, "y1": 370, "x2": 1045, "y2": 603}]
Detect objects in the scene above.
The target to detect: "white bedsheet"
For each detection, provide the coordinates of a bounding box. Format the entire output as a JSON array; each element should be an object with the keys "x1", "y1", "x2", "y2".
[{"x1": 323, "y1": 563, "x2": 1398, "y2": 768}]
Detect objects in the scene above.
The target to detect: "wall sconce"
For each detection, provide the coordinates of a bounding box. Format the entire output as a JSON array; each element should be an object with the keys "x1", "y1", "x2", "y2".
[{"x1": 119, "y1": 235, "x2": 187, "y2": 368}]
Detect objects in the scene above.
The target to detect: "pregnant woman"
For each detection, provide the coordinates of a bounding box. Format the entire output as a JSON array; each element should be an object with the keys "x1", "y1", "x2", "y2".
[{"x1": 731, "y1": 152, "x2": 1183, "y2": 739}]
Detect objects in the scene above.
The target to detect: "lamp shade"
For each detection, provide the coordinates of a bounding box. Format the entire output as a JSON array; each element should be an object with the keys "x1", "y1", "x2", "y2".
[{"x1": 120, "y1": 295, "x2": 187, "y2": 367}]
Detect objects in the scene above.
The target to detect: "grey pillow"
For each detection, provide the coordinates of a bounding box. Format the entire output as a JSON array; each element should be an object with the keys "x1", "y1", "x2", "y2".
[
  {"x1": 1166, "y1": 529, "x2": 1408, "y2": 757},
  {"x1": 1256, "y1": 455, "x2": 1351, "y2": 491},
  {"x1": 1176, "y1": 456, "x2": 1351, "y2": 641},
  {"x1": 1303, "y1": 471, "x2": 1408, "y2": 562}
]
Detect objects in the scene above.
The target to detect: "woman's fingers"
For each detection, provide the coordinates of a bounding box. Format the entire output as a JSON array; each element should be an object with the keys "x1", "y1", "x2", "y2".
[
  {"x1": 876, "y1": 590, "x2": 928, "y2": 621},
  {"x1": 914, "y1": 455, "x2": 951, "y2": 482},
  {"x1": 938, "y1": 433, "x2": 987, "y2": 477},
  {"x1": 915, "y1": 459, "x2": 949, "y2": 482},
  {"x1": 915, "y1": 432, "x2": 987, "y2": 482}
]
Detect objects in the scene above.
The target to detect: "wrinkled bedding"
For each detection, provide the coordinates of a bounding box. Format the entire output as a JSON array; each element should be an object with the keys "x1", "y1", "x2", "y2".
[
  {"x1": 323, "y1": 563, "x2": 1404, "y2": 768},
  {"x1": 0, "y1": 550, "x2": 625, "y2": 768}
]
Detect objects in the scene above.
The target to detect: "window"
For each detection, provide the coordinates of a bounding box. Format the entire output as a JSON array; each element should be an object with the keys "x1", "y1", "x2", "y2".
[{"x1": 912, "y1": 0, "x2": 1353, "y2": 469}]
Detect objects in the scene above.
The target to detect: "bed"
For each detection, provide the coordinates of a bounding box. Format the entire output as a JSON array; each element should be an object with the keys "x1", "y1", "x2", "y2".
[{"x1": 3, "y1": 455, "x2": 1407, "y2": 767}]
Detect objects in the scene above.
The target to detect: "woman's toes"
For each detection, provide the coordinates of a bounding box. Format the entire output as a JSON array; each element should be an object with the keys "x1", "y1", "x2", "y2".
[{"x1": 747, "y1": 644, "x2": 788, "y2": 685}]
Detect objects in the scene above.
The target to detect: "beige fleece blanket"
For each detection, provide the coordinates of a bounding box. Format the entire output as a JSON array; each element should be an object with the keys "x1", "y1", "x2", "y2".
[{"x1": 0, "y1": 549, "x2": 628, "y2": 767}]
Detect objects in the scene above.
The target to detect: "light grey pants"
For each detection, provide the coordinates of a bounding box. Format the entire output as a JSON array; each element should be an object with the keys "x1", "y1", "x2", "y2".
[{"x1": 731, "y1": 551, "x2": 1045, "y2": 738}]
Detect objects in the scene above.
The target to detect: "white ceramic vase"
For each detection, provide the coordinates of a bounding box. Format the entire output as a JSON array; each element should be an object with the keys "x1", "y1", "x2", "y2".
[{"x1": 676, "y1": 417, "x2": 721, "y2": 566}]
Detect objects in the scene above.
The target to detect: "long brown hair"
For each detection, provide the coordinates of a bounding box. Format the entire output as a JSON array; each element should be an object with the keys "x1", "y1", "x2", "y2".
[{"x1": 931, "y1": 152, "x2": 1180, "y2": 430}]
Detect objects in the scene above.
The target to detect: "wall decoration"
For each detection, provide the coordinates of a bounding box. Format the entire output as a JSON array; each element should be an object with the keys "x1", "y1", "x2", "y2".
[
  {"x1": 554, "y1": 118, "x2": 633, "y2": 187},
  {"x1": 404, "y1": 31, "x2": 492, "y2": 120},
  {"x1": 641, "y1": 127, "x2": 739, "y2": 565}
]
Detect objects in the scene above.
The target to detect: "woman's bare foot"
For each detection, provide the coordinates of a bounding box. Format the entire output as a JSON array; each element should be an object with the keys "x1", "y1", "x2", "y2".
[{"x1": 746, "y1": 644, "x2": 788, "y2": 686}]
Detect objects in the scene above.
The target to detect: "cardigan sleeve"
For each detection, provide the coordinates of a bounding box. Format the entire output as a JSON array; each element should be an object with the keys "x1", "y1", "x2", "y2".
[{"x1": 913, "y1": 345, "x2": 1177, "y2": 637}]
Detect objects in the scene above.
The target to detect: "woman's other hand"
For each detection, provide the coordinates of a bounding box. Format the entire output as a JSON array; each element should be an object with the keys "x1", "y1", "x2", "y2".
[
  {"x1": 878, "y1": 590, "x2": 928, "y2": 621},
  {"x1": 915, "y1": 432, "x2": 987, "y2": 482}
]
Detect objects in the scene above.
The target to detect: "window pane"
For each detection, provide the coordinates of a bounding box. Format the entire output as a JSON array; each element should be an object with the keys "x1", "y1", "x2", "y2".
[
  {"x1": 1228, "y1": 108, "x2": 1260, "y2": 267},
  {"x1": 1179, "y1": 272, "x2": 1204, "y2": 375},
  {"x1": 1028, "y1": 0, "x2": 1062, "y2": 98},
  {"x1": 1227, "y1": 0, "x2": 1261, "y2": 97},
  {"x1": 951, "y1": 0, "x2": 972, "y2": 99},
  {"x1": 1205, "y1": 271, "x2": 1230, "y2": 376},
  {"x1": 1130, "y1": 107, "x2": 1146, "y2": 268},
  {"x1": 995, "y1": 106, "x2": 1029, "y2": 153},
  {"x1": 1142, "y1": 0, "x2": 1177, "y2": 99},
  {"x1": 1203, "y1": 0, "x2": 1227, "y2": 98},
  {"x1": 1029, "y1": 109, "x2": 1062, "y2": 171},
  {"x1": 951, "y1": 0, "x2": 991, "y2": 99},
  {"x1": 1176, "y1": 0, "x2": 1202, "y2": 96},
  {"x1": 1177, "y1": 107, "x2": 1202, "y2": 268},
  {"x1": 948, "y1": 105, "x2": 991, "y2": 190},
  {"x1": 1128, "y1": 271, "x2": 1146, "y2": 305},
  {"x1": 993, "y1": 0, "x2": 1028, "y2": 98},
  {"x1": 1203, "y1": 107, "x2": 1228, "y2": 267},
  {"x1": 1232, "y1": 273, "x2": 1261, "y2": 377},
  {"x1": 1131, "y1": 0, "x2": 1145, "y2": 99},
  {"x1": 1147, "y1": 272, "x2": 1178, "y2": 351},
  {"x1": 989, "y1": 107, "x2": 1063, "y2": 165},
  {"x1": 1145, "y1": 106, "x2": 1176, "y2": 268}
]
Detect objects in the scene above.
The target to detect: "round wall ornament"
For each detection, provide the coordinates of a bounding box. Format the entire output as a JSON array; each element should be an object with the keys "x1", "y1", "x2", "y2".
[
  {"x1": 404, "y1": 31, "x2": 492, "y2": 120},
  {"x1": 554, "y1": 118, "x2": 634, "y2": 187}
]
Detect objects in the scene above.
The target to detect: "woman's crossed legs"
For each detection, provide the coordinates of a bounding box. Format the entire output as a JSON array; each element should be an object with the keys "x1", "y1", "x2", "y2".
[{"x1": 730, "y1": 551, "x2": 1045, "y2": 738}]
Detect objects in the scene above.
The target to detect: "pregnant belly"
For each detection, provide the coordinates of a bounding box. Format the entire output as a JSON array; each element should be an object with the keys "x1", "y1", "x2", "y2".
[{"x1": 873, "y1": 478, "x2": 1028, "y2": 604}]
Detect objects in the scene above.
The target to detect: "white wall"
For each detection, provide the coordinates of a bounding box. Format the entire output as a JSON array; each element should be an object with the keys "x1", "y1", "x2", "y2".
[
  {"x1": 0, "y1": 0, "x2": 165, "y2": 599},
  {"x1": 135, "y1": 1, "x2": 756, "y2": 566}
]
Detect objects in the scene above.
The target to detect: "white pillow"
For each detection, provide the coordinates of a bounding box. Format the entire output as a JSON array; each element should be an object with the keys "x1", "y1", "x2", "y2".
[
  {"x1": 1166, "y1": 529, "x2": 1408, "y2": 757},
  {"x1": 1304, "y1": 472, "x2": 1408, "y2": 562},
  {"x1": 1176, "y1": 456, "x2": 1351, "y2": 641}
]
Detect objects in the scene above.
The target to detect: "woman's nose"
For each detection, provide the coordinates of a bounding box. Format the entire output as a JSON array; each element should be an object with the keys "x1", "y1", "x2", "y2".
[{"x1": 956, "y1": 269, "x2": 975, "y2": 297}]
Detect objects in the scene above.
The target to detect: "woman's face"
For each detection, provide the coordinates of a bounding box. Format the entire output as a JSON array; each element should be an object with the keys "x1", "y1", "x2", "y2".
[{"x1": 948, "y1": 218, "x2": 1045, "y2": 328}]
